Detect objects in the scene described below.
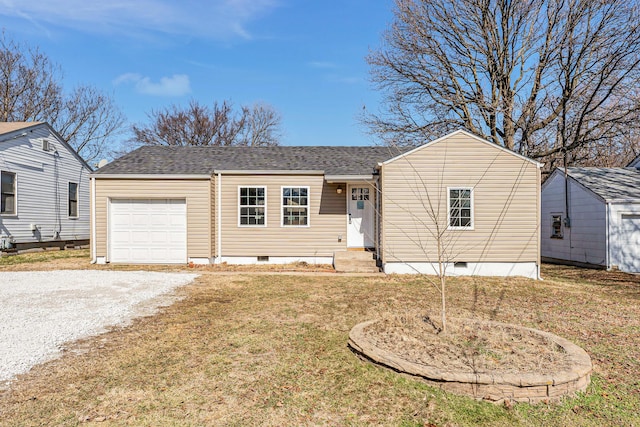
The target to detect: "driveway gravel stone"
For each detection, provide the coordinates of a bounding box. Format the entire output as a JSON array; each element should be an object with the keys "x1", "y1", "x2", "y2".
[{"x1": 0, "y1": 270, "x2": 197, "y2": 384}]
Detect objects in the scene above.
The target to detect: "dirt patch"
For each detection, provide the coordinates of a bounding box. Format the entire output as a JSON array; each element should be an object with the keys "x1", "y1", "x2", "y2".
[{"x1": 363, "y1": 314, "x2": 572, "y2": 376}]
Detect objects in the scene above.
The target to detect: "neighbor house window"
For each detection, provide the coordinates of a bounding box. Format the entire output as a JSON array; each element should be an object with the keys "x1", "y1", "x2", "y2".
[
  {"x1": 282, "y1": 187, "x2": 309, "y2": 226},
  {"x1": 551, "y1": 214, "x2": 563, "y2": 238},
  {"x1": 239, "y1": 187, "x2": 266, "y2": 226},
  {"x1": 1, "y1": 171, "x2": 16, "y2": 215},
  {"x1": 448, "y1": 188, "x2": 473, "y2": 229},
  {"x1": 68, "y1": 182, "x2": 78, "y2": 218}
]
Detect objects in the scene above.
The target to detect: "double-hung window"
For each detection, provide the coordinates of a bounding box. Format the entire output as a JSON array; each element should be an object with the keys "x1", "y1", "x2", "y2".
[
  {"x1": 282, "y1": 186, "x2": 309, "y2": 226},
  {"x1": 239, "y1": 187, "x2": 266, "y2": 226},
  {"x1": 1, "y1": 171, "x2": 16, "y2": 215},
  {"x1": 448, "y1": 188, "x2": 473, "y2": 229},
  {"x1": 68, "y1": 182, "x2": 79, "y2": 218}
]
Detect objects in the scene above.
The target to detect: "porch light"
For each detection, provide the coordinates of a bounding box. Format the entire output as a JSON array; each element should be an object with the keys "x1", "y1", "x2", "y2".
[{"x1": 336, "y1": 185, "x2": 343, "y2": 194}]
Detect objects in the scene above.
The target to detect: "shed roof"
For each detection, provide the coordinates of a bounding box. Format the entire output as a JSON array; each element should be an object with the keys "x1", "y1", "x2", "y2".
[
  {"x1": 94, "y1": 145, "x2": 410, "y2": 176},
  {"x1": 565, "y1": 167, "x2": 640, "y2": 201}
]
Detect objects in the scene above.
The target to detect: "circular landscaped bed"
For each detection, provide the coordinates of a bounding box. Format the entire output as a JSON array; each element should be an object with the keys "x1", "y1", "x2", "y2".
[{"x1": 348, "y1": 315, "x2": 592, "y2": 404}]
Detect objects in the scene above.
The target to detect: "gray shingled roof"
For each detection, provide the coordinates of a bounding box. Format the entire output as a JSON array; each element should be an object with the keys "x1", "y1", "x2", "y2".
[
  {"x1": 94, "y1": 145, "x2": 410, "y2": 176},
  {"x1": 566, "y1": 167, "x2": 640, "y2": 201}
]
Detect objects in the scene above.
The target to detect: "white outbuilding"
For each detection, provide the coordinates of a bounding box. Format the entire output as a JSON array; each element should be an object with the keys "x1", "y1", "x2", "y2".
[{"x1": 541, "y1": 166, "x2": 640, "y2": 273}]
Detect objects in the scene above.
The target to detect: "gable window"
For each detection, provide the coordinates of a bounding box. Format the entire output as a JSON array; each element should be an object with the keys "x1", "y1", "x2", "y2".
[
  {"x1": 1, "y1": 171, "x2": 16, "y2": 215},
  {"x1": 551, "y1": 214, "x2": 563, "y2": 238},
  {"x1": 448, "y1": 188, "x2": 473, "y2": 229},
  {"x1": 68, "y1": 182, "x2": 79, "y2": 218},
  {"x1": 282, "y1": 187, "x2": 309, "y2": 226},
  {"x1": 239, "y1": 187, "x2": 266, "y2": 226}
]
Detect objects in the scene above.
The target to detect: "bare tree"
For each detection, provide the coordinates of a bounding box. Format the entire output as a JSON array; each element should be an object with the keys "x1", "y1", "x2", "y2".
[
  {"x1": 236, "y1": 103, "x2": 282, "y2": 147},
  {"x1": 0, "y1": 33, "x2": 126, "y2": 162},
  {"x1": 131, "y1": 100, "x2": 282, "y2": 147},
  {"x1": 367, "y1": 0, "x2": 640, "y2": 170}
]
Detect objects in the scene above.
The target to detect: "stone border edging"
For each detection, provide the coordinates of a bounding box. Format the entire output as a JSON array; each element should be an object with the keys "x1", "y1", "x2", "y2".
[{"x1": 348, "y1": 319, "x2": 592, "y2": 404}]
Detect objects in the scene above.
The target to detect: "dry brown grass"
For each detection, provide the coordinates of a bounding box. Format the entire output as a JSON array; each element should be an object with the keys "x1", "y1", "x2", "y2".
[{"x1": 0, "y1": 254, "x2": 639, "y2": 426}]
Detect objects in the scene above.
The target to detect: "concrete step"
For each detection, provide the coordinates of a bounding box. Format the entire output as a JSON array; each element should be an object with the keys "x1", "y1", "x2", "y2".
[
  {"x1": 333, "y1": 251, "x2": 380, "y2": 273},
  {"x1": 334, "y1": 250, "x2": 376, "y2": 261}
]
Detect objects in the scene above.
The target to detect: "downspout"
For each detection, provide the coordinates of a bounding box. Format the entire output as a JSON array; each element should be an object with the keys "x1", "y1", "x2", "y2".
[
  {"x1": 537, "y1": 163, "x2": 542, "y2": 280},
  {"x1": 374, "y1": 172, "x2": 380, "y2": 263},
  {"x1": 563, "y1": 155, "x2": 572, "y2": 259},
  {"x1": 90, "y1": 176, "x2": 96, "y2": 263},
  {"x1": 216, "y1": 172, "x2": 222, "y2": 264},
  {"x1": 605, "y1": 202, "x2": 611, "y2": 270},
  {"x1": 376, "y1": 163, "x2": 384, "y2": 268}
]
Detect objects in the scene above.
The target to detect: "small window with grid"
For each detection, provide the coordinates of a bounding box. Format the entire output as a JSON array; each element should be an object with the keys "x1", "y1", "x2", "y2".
[
  {"x1": 282, "y1": 187, "x2": 309, "y2": 226},
  {"x1": 239, "y1": 187, "x2": 266, "y2": 226},
  {"x1": 448, "y1": 188, "x2": 473, "y2": 229}
]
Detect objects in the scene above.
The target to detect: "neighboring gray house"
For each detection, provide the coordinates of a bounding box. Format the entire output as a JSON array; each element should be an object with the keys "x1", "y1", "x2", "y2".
[
  {"x1": 541, "y1": 167, "x2": 640, "y2": 272},
  {"x1": 0, "y1": 122, "x2": 91, "y2": 250}
]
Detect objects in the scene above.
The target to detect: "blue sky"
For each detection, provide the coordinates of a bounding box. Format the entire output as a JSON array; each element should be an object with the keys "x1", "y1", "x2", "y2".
[{"x1": 0, "y1": 0, "x2": 395, "y2": 147}]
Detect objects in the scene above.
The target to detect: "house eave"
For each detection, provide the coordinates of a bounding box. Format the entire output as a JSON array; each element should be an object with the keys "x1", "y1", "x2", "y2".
[
  {"x1": 324, "y1": 174, "x2": 375, "y2": 183},
  {"x1": 213, "y1": 169, "x2": 325, "y2": 175}
]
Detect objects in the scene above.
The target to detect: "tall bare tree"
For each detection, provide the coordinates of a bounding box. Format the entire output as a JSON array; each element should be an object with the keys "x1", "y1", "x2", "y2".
[
  {"x1": 367, "y1": 0, "x2": 640, "y2": 169},
  {"x1": 131, "y1": 100, "x2": 282, "y2": 147},
  {"x1": 0, "y1": 33, "x2": 126, "y2": 162}
]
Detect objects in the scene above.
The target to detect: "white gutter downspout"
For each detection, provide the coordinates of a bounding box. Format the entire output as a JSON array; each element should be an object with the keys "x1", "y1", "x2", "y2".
[
  {"x1": 374, "y1": 170, "x2": 381, "y2": 264},
  {"x1": 90, "y1": 176, "x2": 96, "y2": 263},
  {"x1": 216, "y1": 172, "x2": 222, "y2": 264}
]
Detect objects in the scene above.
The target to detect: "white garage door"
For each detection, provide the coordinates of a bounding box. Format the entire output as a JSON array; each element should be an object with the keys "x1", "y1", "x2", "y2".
[
  {"x1": 109, "y1": 199, "x2": 187, "y2": 264},
  {"x1": 618, "y1": 214, "x2": 640, "y2": 273}
]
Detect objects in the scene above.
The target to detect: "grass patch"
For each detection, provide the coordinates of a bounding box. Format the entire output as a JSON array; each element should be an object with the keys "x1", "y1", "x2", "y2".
[
  {"x1": 0, "y1": 248, "x2": 89, "y2": 266},
  {"x1": 0, "y1": 262, "x2": 639, "y2": 425}
]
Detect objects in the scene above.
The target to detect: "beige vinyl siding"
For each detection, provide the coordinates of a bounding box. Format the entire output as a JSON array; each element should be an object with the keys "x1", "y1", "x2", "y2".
[
  {"x1": 381, "y1": 134, "x2": 539, "y2": 263},
  {"x1": 94, "y1": 178, "x2": 211, "y2": 259},
  {"x1": 220, "y1": 174, "x2": 347, "y2": 257}
]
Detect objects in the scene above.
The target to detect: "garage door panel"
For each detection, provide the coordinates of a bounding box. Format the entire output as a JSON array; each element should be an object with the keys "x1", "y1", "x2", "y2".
[{"x1": 110, "y1": 199, "x2": 187, "y2": 264}]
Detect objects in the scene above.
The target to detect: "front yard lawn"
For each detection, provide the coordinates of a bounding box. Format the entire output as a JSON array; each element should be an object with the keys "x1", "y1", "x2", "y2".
[{"x1": 0, "y1": 254, "x2": 638, "y2": 426}]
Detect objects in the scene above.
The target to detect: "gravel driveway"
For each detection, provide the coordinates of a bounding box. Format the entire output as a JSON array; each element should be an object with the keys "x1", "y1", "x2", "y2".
[{"x1": 0, "y1": 270, "x2": 198, "y2": 384}]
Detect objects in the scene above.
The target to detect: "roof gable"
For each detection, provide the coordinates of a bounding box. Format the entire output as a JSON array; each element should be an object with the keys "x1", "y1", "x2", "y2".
[
  {"x1": 0, "y1": 122, "x2": 92, "y2": 172},
  {"x1": 381, "y1": 129, "x2": 542, "y2": 167}
]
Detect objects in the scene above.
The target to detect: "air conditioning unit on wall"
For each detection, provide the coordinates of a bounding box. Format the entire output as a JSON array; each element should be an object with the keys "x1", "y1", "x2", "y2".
[{"x1": 42, "y1": 139, "x2": 54, "y2": 151}]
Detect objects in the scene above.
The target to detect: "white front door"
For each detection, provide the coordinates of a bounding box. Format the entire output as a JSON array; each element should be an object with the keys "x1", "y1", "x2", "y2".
[{"x1": 347, "y1": 185, "x2": 375, "y2": 248}]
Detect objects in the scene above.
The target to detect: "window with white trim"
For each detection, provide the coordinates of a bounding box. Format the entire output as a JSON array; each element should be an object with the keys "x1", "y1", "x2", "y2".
[
  {"x1": 282, "y1": 186, "x2": 309, "y2": 226},
  {"x1": 551, "y1": 214, "x2": 563, "y2": 238},
  {"x1": 239, "y1": 187, "x2": 266, "y2": 226},
  {"x1": 448, "y1": 188, "x2": 473, "y2": 229},
  {"x1": 1, "y1": 171, "x2": 16, "y2": 215},
  {"x1": 68, "y1": 182, "x2": 79, "y2": 218}
]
